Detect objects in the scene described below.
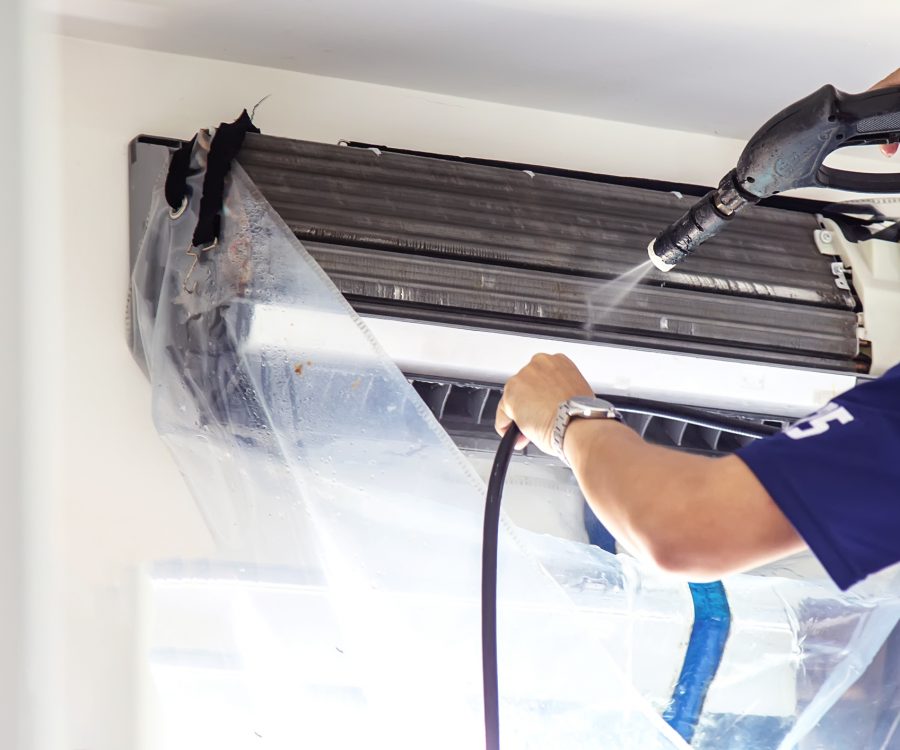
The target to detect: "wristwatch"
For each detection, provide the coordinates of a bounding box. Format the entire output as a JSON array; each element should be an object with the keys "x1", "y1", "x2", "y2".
[{"x1": 551, "y1": 396, "x2": 622, "y2": 464}]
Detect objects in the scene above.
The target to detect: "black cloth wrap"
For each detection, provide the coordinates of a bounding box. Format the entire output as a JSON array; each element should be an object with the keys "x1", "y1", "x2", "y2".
[{"x1": 163, "y1": 109, "x2": 261, "y2": 248}]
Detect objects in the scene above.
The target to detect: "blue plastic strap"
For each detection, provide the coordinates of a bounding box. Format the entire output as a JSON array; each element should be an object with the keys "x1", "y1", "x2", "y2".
[{"x1": 663, "y1": 581, "x2": 732, "y2": 744}]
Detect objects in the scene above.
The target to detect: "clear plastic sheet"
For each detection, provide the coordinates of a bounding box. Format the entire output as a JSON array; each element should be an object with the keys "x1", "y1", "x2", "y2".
[{"x1": 132, "y1": 133, "x2": 900, "y2": 749}]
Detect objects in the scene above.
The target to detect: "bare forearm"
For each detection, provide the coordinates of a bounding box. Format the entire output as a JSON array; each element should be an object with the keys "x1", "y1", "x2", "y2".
[
  {"x1": 564, "y1": 419, "x2": 804, "y2": 579},
  {"x1": 494, "y1": 352, "x2": 803, "y2": 579},
  {"x1": 564, "y1": 419, "x2": 696, "y2": 567}
]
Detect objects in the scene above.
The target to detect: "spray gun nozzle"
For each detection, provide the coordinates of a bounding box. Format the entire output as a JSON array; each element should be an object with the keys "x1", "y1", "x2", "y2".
[
  {"x1": 647, "y1": 240, "x2": 677, "y2": 272},
  {"x1": 648, "y1": 172, "x2": 758, "y2": 270}
]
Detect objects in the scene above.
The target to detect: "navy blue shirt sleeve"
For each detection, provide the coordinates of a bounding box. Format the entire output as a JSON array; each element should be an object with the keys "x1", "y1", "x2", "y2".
[{"x1": 737, "y1": 363, "x2": 900, "y2": 590}]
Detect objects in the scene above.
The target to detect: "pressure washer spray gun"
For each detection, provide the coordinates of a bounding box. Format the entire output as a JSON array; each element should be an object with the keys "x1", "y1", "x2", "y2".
[
  {"x1": 483, "y1": 83, "x2": 900, "y2": 750},
  {"x1": 648, "y1": 83, "x2": 900, "y2": 271}
]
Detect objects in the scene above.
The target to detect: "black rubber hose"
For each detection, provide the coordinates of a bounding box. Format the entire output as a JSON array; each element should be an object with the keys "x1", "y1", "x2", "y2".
[{"x1": 482, "y1": 424, "x2": 520, "y2": 750}]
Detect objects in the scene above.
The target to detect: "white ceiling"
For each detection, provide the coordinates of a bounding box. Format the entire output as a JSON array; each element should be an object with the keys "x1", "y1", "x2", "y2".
[{"x1": 55, "y1": 0, "x2": 900, "y2": 137}]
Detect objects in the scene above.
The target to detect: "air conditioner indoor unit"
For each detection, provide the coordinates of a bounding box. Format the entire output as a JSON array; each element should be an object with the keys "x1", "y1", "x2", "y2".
[{"x1": 127, "y1": 126, "x2": 900, "y2": 750}]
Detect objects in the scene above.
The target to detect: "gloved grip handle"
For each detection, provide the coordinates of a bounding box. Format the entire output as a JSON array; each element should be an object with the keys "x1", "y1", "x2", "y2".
[
  {"x1": 855, "y1": 111, "x2": 900, "y2": 134},
  {"x1": 839, "y1": 85, "x2": 900, "y2": 131},
  {"x1": 734, "y1": 84, "x2": 900, "y2": 199},
  {"x1": 650, "y1": 83, "x2": 900, "y2": 270},
  {"x1": 815, "y1": 85, "x2": 900, "y2": 192}
]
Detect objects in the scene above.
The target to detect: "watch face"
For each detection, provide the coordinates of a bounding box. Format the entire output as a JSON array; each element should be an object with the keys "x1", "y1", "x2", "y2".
[{"x1": 568, "y1": 396, "x2": 618, "y2": 418}]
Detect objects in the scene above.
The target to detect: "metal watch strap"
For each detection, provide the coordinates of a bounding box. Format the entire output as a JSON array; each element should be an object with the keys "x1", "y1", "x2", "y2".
[
  {"x1": 551, "y1": 405, "x2": 572, "y2": 464},
  {"x1": 550, "y1": 397, "x2": 621, "y2": 465}
]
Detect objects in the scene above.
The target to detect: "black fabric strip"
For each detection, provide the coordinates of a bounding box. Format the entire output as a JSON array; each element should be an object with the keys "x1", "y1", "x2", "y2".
[
  {"x1": 164, "y1": 135, "x2": 197, "y2": 211},
  {"x1": 192, "y1": 110, "x2": 261, "y2": 248}
]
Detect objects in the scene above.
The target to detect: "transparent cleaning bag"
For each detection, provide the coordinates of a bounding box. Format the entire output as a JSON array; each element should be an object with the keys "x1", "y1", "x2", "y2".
[{"x1": 132, "y1": 131, "x2": 900, "y2": 749}]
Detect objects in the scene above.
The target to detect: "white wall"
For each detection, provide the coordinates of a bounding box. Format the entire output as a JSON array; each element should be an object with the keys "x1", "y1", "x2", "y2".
[
  {"x1": 3, "y1": 4, "x2": 67, "y2": 750},
  {"x1": 54, "y1": 0, "x2": 900, "y2": 139},
  {"x1": 56, "y1": 35, "x2": 881, "y2": 748},
  {"x1": 1, "y1": 1, "x2": 27, "y2": 747}
]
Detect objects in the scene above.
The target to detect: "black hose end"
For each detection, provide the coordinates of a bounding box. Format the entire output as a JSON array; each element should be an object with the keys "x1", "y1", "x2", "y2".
[
  {"x1": 649, "y1": 192, "x2": 730, "y2": 271},
  {"x1": 650, "y1": 172, "x2": 758, "y2": 271}
]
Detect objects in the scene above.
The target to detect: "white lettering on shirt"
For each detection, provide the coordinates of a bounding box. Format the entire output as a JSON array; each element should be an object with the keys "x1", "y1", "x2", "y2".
[{"x1": 785, "y1": 402, "x2": 855, "y2": 440}]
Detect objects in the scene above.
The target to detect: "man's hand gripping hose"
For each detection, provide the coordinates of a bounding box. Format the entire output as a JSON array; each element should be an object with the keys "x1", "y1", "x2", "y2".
[{"x1": 481, "y1": 362, "x2": 777, "y2": 748}]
